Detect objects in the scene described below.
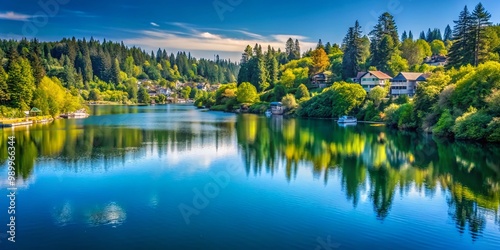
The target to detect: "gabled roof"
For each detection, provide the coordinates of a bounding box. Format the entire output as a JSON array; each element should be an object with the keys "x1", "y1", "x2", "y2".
[
  {"x1": 393, "y1": 72, "x2": 424, "y2": 81},
  {"x1": 417, "y1": 73, "x2": 431, "y2": 81},
  {"x1": 354, "y1": 72, "x2": 367, "y2": 80},
  {"x1": 363, "y1": 71, "x2": 392, "y2": 79}
]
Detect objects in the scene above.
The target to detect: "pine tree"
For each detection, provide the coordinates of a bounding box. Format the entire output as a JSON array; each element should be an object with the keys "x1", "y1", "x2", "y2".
[
  {"x1": 369, "y1": 12, "x2": 399, "y2": 71},
  {"x1": 448, "y1": 6, "x2": 475, "y2": 68},
  {"x1": 342, "y1": 21, "x2": 364, "y2": 79},
  {"x1": 294, "y1": 39, "x2": 301, "y2": 59},
  {"x1": 0, "y1": 66, "x2": 9, "y2": 104},
  {"x1": 7, "y1": 57, "x2": 35, "y2": 110},
  {"x1": 110, "y1": 58, "x2": 121, "y2": 84},
  {"x1": 471, "y1": 3, "x2": 492, "y2": 66},
  {"x1": 444, "y1": 25, "x2": 453, "y2": 41},
  {"x1": 401, "y1": 31, "x2": 408, "y2": 41},
  {"x1": 317, "y1": 39, "x2": 324, "y2": 50},
  {"x1": 378, "y1": 35, "x2": 396, "y2": 73},
  {"x1": 265, "y1": 46, "x2": 278, "y2": 87},
  {"x1": 426, "y1": 28, "x2": 433, "y2": 42},
  {"x1": 408, "y1": 31, "x2": 414, "y2": 40},
  {"x1": 325, "y1": 42, "x2": 332, "y2": 54},
  {"x1": 419, "y1": 31, "x2": 426, "y2": 40},
  {"x1": 286, "y1": 38, "x2": 295, "y2": 61}
]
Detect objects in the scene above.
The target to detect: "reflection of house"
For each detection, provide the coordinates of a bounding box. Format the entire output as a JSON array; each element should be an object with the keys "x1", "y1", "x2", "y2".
[
  {"x1": 359, "y1": 71, "x2": 392, "y2": 92},
  {"x1": 424, "y1": 56, "x2": 447, "y2": 66},
  {"x1": 310, "y1": 72, "x2": 332, "y2": 88},
  {"x1": 390, "y1": 72, "x2": 429, "y2": 97}
]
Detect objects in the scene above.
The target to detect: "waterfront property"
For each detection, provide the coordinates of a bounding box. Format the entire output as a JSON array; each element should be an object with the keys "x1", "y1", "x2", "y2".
[
  {"x1": 390, "y1": 72, "x2": 430, "y2": 97},
  {"x1": 356, "y1": 71, "x2": 392, "y2": 92},
  {"x1": 270, "y1": 102, "x2": 284, "y2": 115}
]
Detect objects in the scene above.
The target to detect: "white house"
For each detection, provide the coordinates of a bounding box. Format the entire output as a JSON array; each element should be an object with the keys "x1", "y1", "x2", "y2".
[
  {"x1": 390, "y1": 72, "x2": 429, "y2": 97},
  {"x1": 359, "y1": 71, "x2": 392, "y2": 92}
]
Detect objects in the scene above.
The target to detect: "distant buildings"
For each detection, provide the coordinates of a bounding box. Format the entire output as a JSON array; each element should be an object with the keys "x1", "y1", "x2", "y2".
[
  {"x1": 390, "y1": 72, "x2": 429, "y2": 97},
  {"x1": 352, "y1": 71, "x2": 431, "y2": 97},
  {"x1": 352, "y1": 71, "x2": 392, "y2": 92},
  {"x1": 424, "y1": 56, "x2": 448, "y2": 66}
]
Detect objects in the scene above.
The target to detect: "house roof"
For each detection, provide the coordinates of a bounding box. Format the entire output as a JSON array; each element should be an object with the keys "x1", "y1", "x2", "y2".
[
  {"x1": 364, "y1": 71, "x2": 392, "y2": 79},
  {"x1": 393, "y1": 72, "x2": 424, "y2": 81},
  {"x1": 417, "y1": 73, "x2": 431, "y2": 81},
  {"x1": 355, "y1": 72, "x2": 367, "y2": 79}
]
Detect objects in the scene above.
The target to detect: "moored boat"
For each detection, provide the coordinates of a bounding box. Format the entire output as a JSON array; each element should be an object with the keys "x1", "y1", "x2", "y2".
[{"x1": 337, "y1": 115, "x2": 357, "y2": 124}]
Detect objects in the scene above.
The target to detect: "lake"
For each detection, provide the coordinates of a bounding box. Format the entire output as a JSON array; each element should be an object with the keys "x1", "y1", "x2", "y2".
[{"x1": 1, "y1": 105, "x2": 499, "y2": 249}]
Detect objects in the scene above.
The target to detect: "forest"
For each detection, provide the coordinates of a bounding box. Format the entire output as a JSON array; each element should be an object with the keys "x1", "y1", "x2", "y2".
[
  {"x1": 1, "y1": 2, "x2": 499, "y2": 142},
  {"x1": 0, "y1": 37, "x2": 239, "y2": 117},
  {"x1": 194, "y1": 2, "x2": 500, "y2": 142}
]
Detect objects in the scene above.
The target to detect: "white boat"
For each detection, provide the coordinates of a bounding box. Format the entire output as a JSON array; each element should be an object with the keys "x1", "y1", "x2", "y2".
[
  {"x1": 265, "y1": 110, "x2": 272, "y2": 117},
  {"x1": 337, "y1": 116, "x2": 357, "y2": 124}
]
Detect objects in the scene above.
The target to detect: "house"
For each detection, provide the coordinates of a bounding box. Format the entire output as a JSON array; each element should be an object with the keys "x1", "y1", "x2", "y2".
[
  {"x1": 311, "y1": 72, "x2": 332, "y2": 88},
  {"x1": 359, "y1": 71, "x2": 392, "y2": 92},
  {"x1": 390, "y1": 72, "x2": 429, "y2": 97},
  {"x1": 424, "y1": 56, "x2": 447, "y2": 66},
  {"x1": 351, "y1": 72, "x2": 367, "y2": 83},
  {"x1": 158, "y1": 87, "x2": 172, "y2": 96},
  {"x1": 148, "y1": 89, "x2": 158, "y2": 97}
]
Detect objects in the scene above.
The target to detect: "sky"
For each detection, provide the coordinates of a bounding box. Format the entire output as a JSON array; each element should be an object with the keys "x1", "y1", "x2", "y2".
[{"x1": 1, "y1": 0, "x2": 499, "y2": 61}]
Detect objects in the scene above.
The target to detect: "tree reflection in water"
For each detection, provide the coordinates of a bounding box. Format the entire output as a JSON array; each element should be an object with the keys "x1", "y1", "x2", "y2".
[
  {"x1": 0, "y1": 112, "x2": 499, "y2": 239},
  {"x1": 235, "y1": 114, "x2": 500, "y2": 239}
]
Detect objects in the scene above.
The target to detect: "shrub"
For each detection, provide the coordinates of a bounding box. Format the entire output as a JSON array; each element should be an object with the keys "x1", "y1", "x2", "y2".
[
  {"x1": 453, "y1": 107, "x2": 492, "y2": 141},
  {"x1": 432, "y1": 109, "x2": 454, "y2": 137}
]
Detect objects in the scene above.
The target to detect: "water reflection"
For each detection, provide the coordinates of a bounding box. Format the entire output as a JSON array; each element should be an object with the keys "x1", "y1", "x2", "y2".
[
  {"x1": 0, "y1": 107, "x2": 499, "y2": 240},
  {"x1": 235, "y1": 114, "x2": 500, "y2": 238},
  {"x1": 85, "y1": 202, "x2": 127, "y2": 227}
]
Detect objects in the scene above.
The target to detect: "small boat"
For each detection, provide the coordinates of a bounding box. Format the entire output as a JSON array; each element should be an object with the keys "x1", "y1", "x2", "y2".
[
  {"x1": 265, "y1": 110, "x2": 272, "y2": 117},
  {"x1": 337, "y1": 116, "x2": 357, "y2": 124},
  {"x1": 270, "y1": 102, "x2": 284, "y2": 115}
]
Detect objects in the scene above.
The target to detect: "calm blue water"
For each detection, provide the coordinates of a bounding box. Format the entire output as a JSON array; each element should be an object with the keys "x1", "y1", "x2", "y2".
[{"x1": 0, "y1": 105, "x2": 499, "y2": 249}]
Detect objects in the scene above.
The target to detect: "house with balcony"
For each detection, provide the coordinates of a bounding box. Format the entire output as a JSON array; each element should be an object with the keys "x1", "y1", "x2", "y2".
[
  {"x1": 390, "y1": 72, "x2": 429, "y2": 97},
  {"x1": 359, "y1": 71, "x2": 392, "y2": 92}
]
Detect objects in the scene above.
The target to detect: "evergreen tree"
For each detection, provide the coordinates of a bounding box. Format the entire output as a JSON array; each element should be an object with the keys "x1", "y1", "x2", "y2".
[
  {"x1": 138, "y1": 86, "x2": 150, "y2": 104},
  {"x1": 62, "y1": 55, "x2": 77, "y2": 88},
  {"x1": 7, "y1": 57, "x2": 35, "y2": 110},
  {"x1": 294, "y1": 39, "x2": 301, "y2": 59},
  {"x1": 426, "y1": 28, "x2": 433, "y2": 42},
  {"x1": 408, "y1": 31, "x2": 414, "y2": 40},
  {"x1": 448, "y1": 6, "x2": 475, "y2": 68},
  {"x1": 444, "y1": 25, "x2": 453, "y2": 41},
  {"x1": 286, "y1": 38, "x2": 296, "y2": 61},
  {"x1": 369, "y1": 12, "x2": 399, "y2": 71},
  {"x1": 325, "y1": 42, "x2": 332, "y2": 54},
  {"x1": 265, "y1": 46, "x2": 278, "y2": 87},
  {"x1": 419, "y1": 31, "x2": 426, "y2": 40},
  {"x1": 317, "y1": 39, "x2": 324, "y2": 50},
  {"x1": 0, "y1": 66, "x2": 9, "y2": 104},
  {"x1": 471, "y1": 3, "x2": 492, "y2": 66},
  {"x1": 378, "y1": 35, "x2": 396, "y2": 73},
  {"x1": 401, "y1": 31, "x2": 408, "y2": 41},
  {"x1": 342, "y1": 20, "x2": 364, "y2": 79},
  {"x1": 110, "y1": 58, "x2": 121, "y2": 84}
]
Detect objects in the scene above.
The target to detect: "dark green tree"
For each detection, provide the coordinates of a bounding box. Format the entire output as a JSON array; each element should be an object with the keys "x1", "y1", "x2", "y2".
[
  {"x1": 448, "y1": 6, "x2": 475, "y2": 68},
  {"x1": 342, "y1": 20, "x2": 364, "y2": 79},
  {"x1": 444, "y1": 25, "x2": 453, "y2": 41},
  {"x1": 369, "y1": 12, "x2": 399, "y2": 71}
]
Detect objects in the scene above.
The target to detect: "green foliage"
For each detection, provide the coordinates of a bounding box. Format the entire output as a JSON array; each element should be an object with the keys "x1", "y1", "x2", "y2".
[
  {"x1": 138, "y1": 86, "x2": 150, "y2": 104},
  {"x1": 273, "y1": 84, "x2": 287, "y2": 102},
  {"x1": 295, "y1": 84, "x2": 310, "y2": 100},
  {"x1": 368, "y1": 86, "x2": 387, "y2": 106},
  {"x1": 7, "y1": 57, "x2": 35, "y2": 110},
  {"x1": 452, "y1": 62, "x2": 500, "y2": 110},
  {"x1": 236, "y1": 82, "x2": 258, "y2": 104},
  {"x1": 282, "y1": 94, "x2": 297, "y2": 110},
  {"x1": 432, "y1": 109, "x2": 454, "y2": 137},
  {"x1": 453, "y1": 107, "x2": 492, "y2": 140}
]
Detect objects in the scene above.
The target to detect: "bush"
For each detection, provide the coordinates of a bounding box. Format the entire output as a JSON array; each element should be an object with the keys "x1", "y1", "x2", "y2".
[
  {"x1": 432, "y1": 109, "x2": 454, "y2": 137},
  {"x1": 282, "y1": 94, "x2": 298, "y2": 110},
  {"x1": 295, "y1": 84, "x2": 310, "y2": 99},
  {"x1": 453, "y1": 108, "x2": 492, "y2": 141},
  {"x1": 487, "y1": 118, "x2": 500, "y2": 142}
]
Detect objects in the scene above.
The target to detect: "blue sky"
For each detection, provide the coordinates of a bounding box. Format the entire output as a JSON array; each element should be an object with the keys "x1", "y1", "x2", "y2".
[{"x1": 1, "y1": 0, "x2": 499, "y2": 60}]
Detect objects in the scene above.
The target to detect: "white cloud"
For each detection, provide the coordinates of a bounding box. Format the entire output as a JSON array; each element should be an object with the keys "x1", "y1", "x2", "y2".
[
  {"x1": 0, "y1": 11, "x2": 31, "y2": 21},
  {"x1": 122, "y1": 25, "x2": 317, "y2": 61},
  {"x1": 150, "y1": 22, "x2": 159, "y2": 27}
]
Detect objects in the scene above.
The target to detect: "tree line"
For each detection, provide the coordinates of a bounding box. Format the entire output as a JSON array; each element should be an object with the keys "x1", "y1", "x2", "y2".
[{"x1": 0, "y1": 37, "x2": 240, "y2": 117}]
